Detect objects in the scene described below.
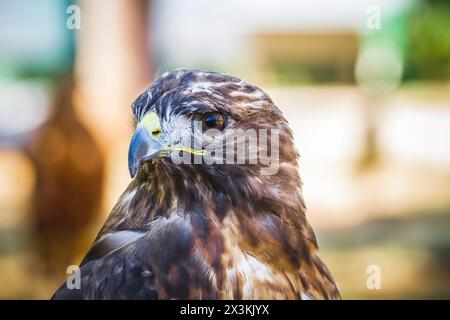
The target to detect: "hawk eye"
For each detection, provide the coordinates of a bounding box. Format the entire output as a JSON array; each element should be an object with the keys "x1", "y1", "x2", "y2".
[{"x1": 201, "y1": 112, "x2": 225, "y2": 132}]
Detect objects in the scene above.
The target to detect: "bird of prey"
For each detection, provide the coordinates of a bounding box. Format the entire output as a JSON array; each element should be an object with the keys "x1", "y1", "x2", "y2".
[{"x1": 52, "y1": 69, "x2": 340, "y2": 300}]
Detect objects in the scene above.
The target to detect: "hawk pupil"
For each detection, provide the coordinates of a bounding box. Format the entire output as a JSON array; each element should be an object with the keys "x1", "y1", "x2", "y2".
[
  {"x1": 206, "y1": 115, "x2": 216, "y2": 127},
  {"x1": 201, "y1": 112, "x2": 225, "y2": 132}
]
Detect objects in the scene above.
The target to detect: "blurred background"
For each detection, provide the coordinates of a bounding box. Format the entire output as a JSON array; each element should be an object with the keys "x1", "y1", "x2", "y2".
[{"x1": 0, "y1": 0, "x2": 449, "y2": 299}]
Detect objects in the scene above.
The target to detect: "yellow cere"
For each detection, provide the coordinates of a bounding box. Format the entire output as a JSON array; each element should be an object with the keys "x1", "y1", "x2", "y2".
[
  {"x1": 138, "y1": 112, "x2": 162, "y2": 140},
  {"x1": 138, "y1": 112, "x2": 206, "y2": 157}
]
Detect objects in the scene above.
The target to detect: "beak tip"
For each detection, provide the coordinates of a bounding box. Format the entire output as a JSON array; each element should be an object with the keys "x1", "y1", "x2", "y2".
[
  {"x1": 128, "y1": 160, "x2": 136, "y2": 179},
  {"x1": 128, "y1": 149, "x2": 139, "y2": 179}
]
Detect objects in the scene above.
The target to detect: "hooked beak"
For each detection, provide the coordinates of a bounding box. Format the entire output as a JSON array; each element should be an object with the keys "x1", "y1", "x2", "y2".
[
  {"x1": 128, "y1": 111, "x2": 207, "y2": 178},
  {"x1": 128, "y1": 113, "x2": 163, "y2": 178}
]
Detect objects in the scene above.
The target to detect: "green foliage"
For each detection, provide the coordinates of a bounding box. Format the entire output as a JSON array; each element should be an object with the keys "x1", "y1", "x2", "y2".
[{"x1": 405, "y1": 3, "x2": 450, "y2": 80}]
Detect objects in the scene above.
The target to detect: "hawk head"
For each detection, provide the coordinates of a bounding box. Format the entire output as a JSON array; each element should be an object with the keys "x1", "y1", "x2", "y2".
[{"x1": 128, "y1": 69, "x2": 302, "y2": 217}]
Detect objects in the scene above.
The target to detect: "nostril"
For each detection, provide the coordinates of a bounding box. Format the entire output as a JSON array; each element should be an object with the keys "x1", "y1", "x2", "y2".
[{"x1": 151, "y1": 129, "x2": 162, "y2": 138}]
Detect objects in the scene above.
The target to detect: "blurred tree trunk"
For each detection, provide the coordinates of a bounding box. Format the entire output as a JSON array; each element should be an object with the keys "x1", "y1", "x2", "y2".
[
  {"x1": 358, "y1": 95, "x2": 382, "y2": 171},
  {"x1": 75, "y1": 0, "x2": 153, "y2": 213}
]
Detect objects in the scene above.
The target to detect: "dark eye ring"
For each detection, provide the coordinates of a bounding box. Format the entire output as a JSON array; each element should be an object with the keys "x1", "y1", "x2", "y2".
[{"x1": 200, "y1": 112, "x2": 226, "y2": 132}]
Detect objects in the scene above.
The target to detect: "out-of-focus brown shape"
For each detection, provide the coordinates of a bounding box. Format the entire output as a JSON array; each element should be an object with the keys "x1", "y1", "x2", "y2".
[{"x1": 25, "y1": 79, "x2": 104, "y2": 274}]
